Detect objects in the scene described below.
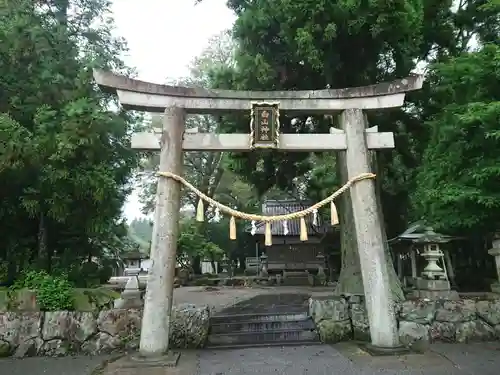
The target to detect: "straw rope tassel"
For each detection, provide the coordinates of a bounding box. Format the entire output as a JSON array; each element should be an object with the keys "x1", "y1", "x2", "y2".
[
  {"x1": 264, "y1": 222, "x2": 272, "y2": 246},
  {"x1": 299, "y1": 217, "x2": 308, "y2": 241},
  {"x1": 156, "y1": 171, "x2": 376, "y2": 223},
  {"x1": 229, "y1": 216, "x2": 237, "y2": 240},
  {"x1": 330, "y1": 201, "x2": 339, "y2": 225},
  {"x1": 196, "y1": 199, "x2": 204, "y2": 222}
]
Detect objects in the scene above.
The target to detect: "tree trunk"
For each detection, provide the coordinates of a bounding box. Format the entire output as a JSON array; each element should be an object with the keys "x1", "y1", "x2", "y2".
[
  {"x1": 192, "y1": 255, "x2": 202, "y2": 275},
  {"x1": 334, "y1": 126, "x2": 404, "y2": 301},
  {"x1": 238, "y1": 256, "x2": 246, "y2": 271},
  {"x1": 37, "y1": 211, "x2": 49, "y2": 271},
  {"x1": 372, "y1": 152, "x2": 405, "y2": 301},
  {"x1": 210, "y1": 257, "x2": 217, "y2": 274}
]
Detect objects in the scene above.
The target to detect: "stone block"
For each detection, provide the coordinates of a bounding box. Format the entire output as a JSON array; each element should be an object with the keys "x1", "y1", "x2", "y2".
[
  {"x1": 97, "y1": 309, "x2": 142, "y2": 343},
  {"x1": 455, "y1": 320, "x2": 496, "y2": 343},
  {"x1": 399, "y1": 300, "x2": 436, "y2": 324},
  {"x1": 42, "y1": 311, "x2": 97, "y2": 343},
  {"x1": 350, "y1": 302, "x2": 370, "y2": 341},
  {"x1": 435, "y1": 300, "x2": 476, "y2": 323},
  {"x1": 309, "y1": 297, "x2": 349, "y2": 323},
  {"x1": 415, "y1": 278, "x2": 450, "y2": 291},
  {"x1": 316, "y1": 320, "x2": 351, "y2": 343},
  {"x1": 476, "y1": 299, "x2": 500, "y2": 326},
  {"x1": 8, "y1": 289, "x2": 39, "y2": 311},
  {"x1": 398, "y1": 321, "x2": 430, "y2": 348},
  {"x1": 170, "y1": 304, "x2": 210, "y2": 349},
  {"x1": 0, "y1": 340, "x2": 11, "y2": 357},
  {"x1": 491, "y1": 283, "x2": 500, "y2": 294},
  {"x1": 0, "y1": 301, "x2": 211, "y2": 358},
  {"x1": 412, "y1": 290, "x2": 459, "y2": 300},
  {"x1": 429, "y1": 321, "x2": 456, "y2": 342},
  {"x1": 0, "y1": 312, "x2": 41, "y2": 351}
]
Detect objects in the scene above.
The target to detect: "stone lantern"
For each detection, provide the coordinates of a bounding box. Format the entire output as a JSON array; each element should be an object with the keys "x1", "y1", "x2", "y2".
[
  {"x1": 421, "y1": 242, "x2": 446, "y2": 280},
  {"x1": 412, "y1": 227, "x2": 458, "y2": 299},
  {"x1": 219, "y1": 254, "x2": 229, "y2": 276},
  {"x1": 259, "y1": 253, "x2": 268, "y2": 278},
  {"x1": 316, "y1": 252, "x2": 326, "y2": 278}
]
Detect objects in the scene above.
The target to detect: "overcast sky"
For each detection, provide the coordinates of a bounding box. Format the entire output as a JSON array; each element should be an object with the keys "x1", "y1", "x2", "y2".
[{"x1": 112, "y1": 0, "x2": 235, "y2": 222}]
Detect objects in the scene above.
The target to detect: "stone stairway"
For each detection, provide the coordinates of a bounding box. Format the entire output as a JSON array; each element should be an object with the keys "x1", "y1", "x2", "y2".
[{"x1": 207, "y1": 308, "x2": 319, "y2": 349}]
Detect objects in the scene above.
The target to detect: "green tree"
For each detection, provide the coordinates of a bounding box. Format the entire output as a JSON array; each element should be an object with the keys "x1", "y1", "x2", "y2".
[
  {"x1": 413, "y1": 44, "x2": 500, "y2": 234},
  {"x1": 196, "y1": 0, "x2": 499, "y2": 297},
  {"x1": 177, "y1": 218, "x2": 224, "y2": 270},
  {"x1": 0, "y1": 0, "x2": 139, "y2": 280},
  {"x1": 206, "y1": 0, "x2": 434, "y2": 299}
]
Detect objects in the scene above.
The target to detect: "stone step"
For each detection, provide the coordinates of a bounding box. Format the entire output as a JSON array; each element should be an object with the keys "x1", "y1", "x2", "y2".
[
  {"x1": 211, "y1": 310, "x2": 308, "y2": 324},
  {"x1": 205, "y1": 340, "x2": 322, "y2": 350},
  {"x1": 211, "y1": 318, "x2": 315, "y2": 334},
  {"x1": 282, "y1": 276, "x2": 311, "y2": 286},
  {"x1": 284, "y1": 271, "x2": 309, "y2": 277},
  {"x1": 207, "y1": 328, "x2": 319, "y2": 347}
]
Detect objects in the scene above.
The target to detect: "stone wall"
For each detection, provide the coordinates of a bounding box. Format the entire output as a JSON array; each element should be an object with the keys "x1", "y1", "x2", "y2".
[
  {"x1": 309, "y1": 296, "x2": 500, "y2": 347},
  {"x1": 0, "y1": 304, "x2": 209, "y2": 358}
]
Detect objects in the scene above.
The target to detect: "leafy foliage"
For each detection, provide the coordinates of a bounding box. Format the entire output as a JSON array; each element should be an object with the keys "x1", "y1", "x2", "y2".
[
  {"x1": 414, "y1": 44, "x2": 500, "y2": 233},
  {"x1": 0, "y1": 0, "x2": 139, "y2": 281},
  {"x1": 177, "y1": 219, "x2": 224, "y2": 269},
  {"x1": 12, "y1": 270, "x2": 74, "y2": 311},
  {"x1": 193, "y1": 0, "x2": 500, "y2": 291}
]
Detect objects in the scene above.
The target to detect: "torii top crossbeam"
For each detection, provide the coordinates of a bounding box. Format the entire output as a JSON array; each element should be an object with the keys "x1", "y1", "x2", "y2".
[{"x1": 93, "y1": 70, "x2": 424, "y2": 114}]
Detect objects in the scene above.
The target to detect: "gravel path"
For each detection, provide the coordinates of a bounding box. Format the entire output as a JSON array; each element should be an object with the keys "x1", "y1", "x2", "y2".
[
  {"x1": 0, "y1": 355, "x2": 111, "y2": 375},
  {"x1": 173, "y1": 286, "x2": 334, "y2": 313},
  {"x1": 1, "y1": 343, "x2": 500, "y2": 375},
  {"x1": 197, "y1": 343, "x2": 500, "y2": 375}
]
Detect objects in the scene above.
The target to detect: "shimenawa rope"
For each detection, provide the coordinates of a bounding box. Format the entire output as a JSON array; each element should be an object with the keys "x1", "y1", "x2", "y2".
[{"x1": 157, "y1": 171, "x2": 376, "y2": 245}]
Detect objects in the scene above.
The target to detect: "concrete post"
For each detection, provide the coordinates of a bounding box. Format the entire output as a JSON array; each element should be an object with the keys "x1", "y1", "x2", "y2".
[
  {"x1": 443, "y1": 250, "x2": 455, "y2": 286},
  {"x1": 488, "y1": 233, "x2": 500, "y2": 294},
  {"x1": 139, "y1": 107, "x2": 185, "y2": 357},
  {"x1": 340, "y1": 108, "x2": 399, "y2": 349},
  {"x1": 397, "y1": 254, "x2": 403, "y2": 281},
  {"x1": 410, "y1": 247, "x2": 418, "y2": 279}
]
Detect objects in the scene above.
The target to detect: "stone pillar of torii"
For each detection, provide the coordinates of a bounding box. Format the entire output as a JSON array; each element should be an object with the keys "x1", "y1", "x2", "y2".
[{"x1": 94, "y1": 70, "x2": 423, "y2": 356}]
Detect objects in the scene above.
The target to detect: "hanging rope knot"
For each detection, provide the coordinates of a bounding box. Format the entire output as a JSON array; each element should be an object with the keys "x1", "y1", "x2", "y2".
[{"x1": 156, "y1": 171, "x2": 375, "y2": 245}]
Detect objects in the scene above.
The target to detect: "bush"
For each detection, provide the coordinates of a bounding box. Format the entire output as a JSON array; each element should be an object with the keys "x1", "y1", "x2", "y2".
[
  {"x1": 12, "y1": 270, "x2": 74, "y2": 311},
  {"x1": 0, "y1": 262, "x2": 7, "y2": 283},
  {"x1": 68, "y1": 261, "x2": 113, "y2": 288}
]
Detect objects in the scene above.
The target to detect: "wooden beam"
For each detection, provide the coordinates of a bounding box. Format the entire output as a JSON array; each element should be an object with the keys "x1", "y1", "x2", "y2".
[
  {"x1": 117, "y1": 90, "x2": 406, "y2": 113},
  {"x1": 131, "y1": 131, "x2": 394, "y2": 151}
]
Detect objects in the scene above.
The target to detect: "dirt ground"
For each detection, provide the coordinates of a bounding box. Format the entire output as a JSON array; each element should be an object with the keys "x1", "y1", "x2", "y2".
[{"x1": 172, "y1": 285, "x2": 336, "y2": 313}]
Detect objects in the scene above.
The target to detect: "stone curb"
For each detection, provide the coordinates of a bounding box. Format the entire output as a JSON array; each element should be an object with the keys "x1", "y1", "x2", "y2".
[{"x1": 90, "y1": 354, "x2": 126, "y2": 375}]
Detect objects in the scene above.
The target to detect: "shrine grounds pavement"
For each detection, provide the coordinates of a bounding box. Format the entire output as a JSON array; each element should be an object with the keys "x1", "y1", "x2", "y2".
[{"x1": 2, "y1": 342, "x2": 500, "y2": 375}]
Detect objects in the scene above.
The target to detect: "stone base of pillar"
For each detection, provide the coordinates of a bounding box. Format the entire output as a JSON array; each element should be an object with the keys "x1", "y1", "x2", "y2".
[
  {"x1": 411, "y1": 278, "x2": 459, "y2": 300},
  {"x1": 491, "y1": 282, "x2": 500, "y2": 294},
  {"x1": 360, "y1": 343, "x2": 410, "y2": 356},
  {"x1": 412, "y1": 289, "x2": 460, "y2": 300},
  {"x1": 127, "y1": 351, "x2": 181, "y2": 368}
]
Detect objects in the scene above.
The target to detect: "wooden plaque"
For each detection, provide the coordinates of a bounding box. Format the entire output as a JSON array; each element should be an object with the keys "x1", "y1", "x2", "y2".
[{"x1": 250, "y1": 102, "x2": 280, "y2": 149}]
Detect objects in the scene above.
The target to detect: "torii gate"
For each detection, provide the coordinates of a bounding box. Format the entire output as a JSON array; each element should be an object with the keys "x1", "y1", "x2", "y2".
[{"x1": 94, "y1": 70, "x2": 423, "y2": 356}]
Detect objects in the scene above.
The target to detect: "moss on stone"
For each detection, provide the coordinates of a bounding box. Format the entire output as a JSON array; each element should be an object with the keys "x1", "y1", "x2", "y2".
[
  {"x1": 317, "y1": 320, "x2": 352, "y2": 343},
  {"x1": 0, "y1": 341, "x2": 11, "y2": 357}
]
